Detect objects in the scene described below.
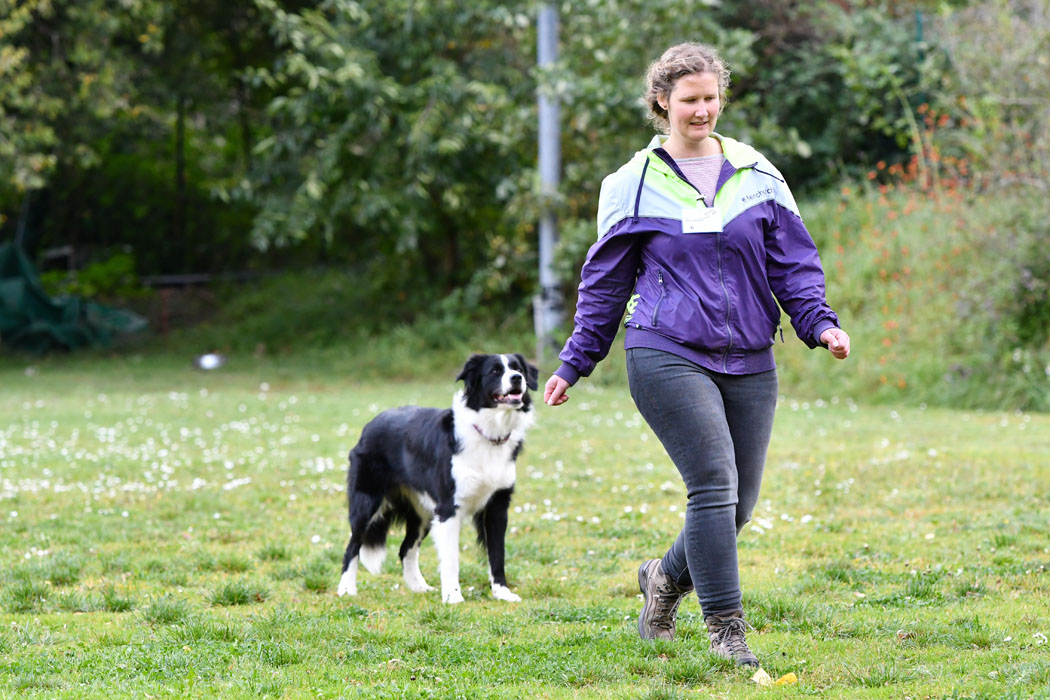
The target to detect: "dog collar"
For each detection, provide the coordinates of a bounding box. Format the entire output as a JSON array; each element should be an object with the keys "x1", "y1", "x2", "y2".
[{"x1": 473, "y1": 424, "x2": 511, "y2": 445}]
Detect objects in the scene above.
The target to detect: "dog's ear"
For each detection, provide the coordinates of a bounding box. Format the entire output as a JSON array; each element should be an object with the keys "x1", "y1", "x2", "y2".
[
  {"x1": 514, "y1": 353, "x2": 540, "y2": 390},
  {"x1": 456, "y1": 354, "x2": 487, "y2": 389}
]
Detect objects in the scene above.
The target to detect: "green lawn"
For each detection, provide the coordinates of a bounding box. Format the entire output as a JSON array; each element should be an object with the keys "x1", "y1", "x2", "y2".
[{"x1": 1, "y1": 356, "x2": 1049, "y2": 699}]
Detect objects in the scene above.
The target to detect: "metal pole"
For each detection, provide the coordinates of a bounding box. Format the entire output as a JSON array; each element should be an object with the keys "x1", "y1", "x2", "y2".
[{"x1": 535, "y1": 3, "x2": 563, "y2": 366}]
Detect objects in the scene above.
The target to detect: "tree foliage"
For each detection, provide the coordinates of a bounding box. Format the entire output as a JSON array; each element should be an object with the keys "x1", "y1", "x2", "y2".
[
  {"x1": 0, "y1": 0, "x2": 281, "y2": 271},
  {"x1": 242, "y1": 0, "x2": 943, "y2": 307},
  {"x1": 0, "y1": 0, "x2": 1043, "y2": 315},
  {"x1": 245, "y1": 0, "x2": 537, "y2": 301},
  {"x1": 928, "y1": 0, "x2": 1050, "y2": 190}
]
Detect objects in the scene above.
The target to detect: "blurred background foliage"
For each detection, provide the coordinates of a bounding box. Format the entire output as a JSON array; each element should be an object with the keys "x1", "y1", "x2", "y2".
[{"x1": 1, "y1": 0, "x2": 1048, "y2": 410}]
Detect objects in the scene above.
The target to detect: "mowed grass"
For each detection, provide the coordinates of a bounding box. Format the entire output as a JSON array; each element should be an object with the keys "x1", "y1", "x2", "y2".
[{"x1": 1, "y1": 356, "x2": 1049, "y2": 699}]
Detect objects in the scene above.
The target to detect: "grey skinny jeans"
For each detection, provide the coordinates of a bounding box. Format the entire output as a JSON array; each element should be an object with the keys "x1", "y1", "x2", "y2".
[{"x1": 626, "y1": 347, "x2": 778, "y2": 615}]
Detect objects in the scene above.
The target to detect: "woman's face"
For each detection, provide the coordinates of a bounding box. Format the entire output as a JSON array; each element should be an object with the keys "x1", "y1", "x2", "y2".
[{"x1": 659, "y1": 72, "x2": 721, "y2": 152}]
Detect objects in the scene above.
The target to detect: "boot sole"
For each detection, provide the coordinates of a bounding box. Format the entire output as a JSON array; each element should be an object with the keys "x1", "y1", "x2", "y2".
[
  {"x1": 637, "y1": 560, "x2": 661, "y2": 640},
  {"x1": 637, "y1": 562, "x2": 652, "y2": 639}
]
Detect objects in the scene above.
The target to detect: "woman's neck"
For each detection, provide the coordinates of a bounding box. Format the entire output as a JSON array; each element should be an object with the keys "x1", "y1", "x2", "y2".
[{"x1": 662, "y1": 135, "x2": 722, "y2": 159}]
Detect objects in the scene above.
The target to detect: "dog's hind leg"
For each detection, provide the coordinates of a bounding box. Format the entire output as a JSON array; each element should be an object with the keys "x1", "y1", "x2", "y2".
[{"x1": 399, "y1": 511, "x2": 434, "y2": 593}]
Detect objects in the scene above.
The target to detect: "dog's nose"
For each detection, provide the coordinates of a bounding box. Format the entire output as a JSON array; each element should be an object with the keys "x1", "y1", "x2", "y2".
[{"x1": 509, "y1": 373, "x2": 523, "y2": 388}]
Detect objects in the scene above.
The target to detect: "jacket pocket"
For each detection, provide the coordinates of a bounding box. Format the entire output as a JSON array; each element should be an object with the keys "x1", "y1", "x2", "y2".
[{"x1": 650, "y1": 269, "x2": 666, "y2": 328}]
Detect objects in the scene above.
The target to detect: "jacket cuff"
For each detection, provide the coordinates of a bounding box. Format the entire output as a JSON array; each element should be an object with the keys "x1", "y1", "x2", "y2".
[
  {"x1": 813, "y1": 319, "x2": 838, "y2": 347},
  {"x1": 554, "y1": 363, "x2": 581, "y2": 386}
]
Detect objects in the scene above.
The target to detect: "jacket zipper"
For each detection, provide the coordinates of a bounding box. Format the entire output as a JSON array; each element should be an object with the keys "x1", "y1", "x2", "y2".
[
  {"x1": 717, "y1": 231, "x2": 733, "y2": 371},
  {"x1": 651, "y1": 270, "x2": 666, "y2": 327},
  {"x1": 650, "y1": 148, "x2": 738, "y2": 365}
]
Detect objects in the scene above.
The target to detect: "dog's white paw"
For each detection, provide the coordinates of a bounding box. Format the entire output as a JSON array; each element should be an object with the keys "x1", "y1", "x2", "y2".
[
  {"x1": 405, "y1": 577, "x2": 435, "y2": 593},
  {"x1": 443, "y1": 589, "x2": 465, "y2": 604},
  {"x1": 336, "y1": 571, "x2": 357, "y2": 597},
  {"x1": 491, "y1": 584, "x2": 521, "y2": 602}
]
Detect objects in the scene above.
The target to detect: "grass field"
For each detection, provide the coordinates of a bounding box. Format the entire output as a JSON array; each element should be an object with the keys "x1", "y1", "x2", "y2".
[{"x1": 1, "y1": 355, "x2": 1049, "y2": 699}]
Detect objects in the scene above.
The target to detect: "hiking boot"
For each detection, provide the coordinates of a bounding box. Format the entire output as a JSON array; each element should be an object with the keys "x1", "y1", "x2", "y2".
[
  {"x1": 637, "y1": 559, "x2": 692, "y2": 640},
  {"x1": 705, "y1": 610, "x2": 759, "y2": 667}
]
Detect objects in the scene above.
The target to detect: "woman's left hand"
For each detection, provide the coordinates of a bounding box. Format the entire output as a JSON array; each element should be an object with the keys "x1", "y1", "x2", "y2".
[{"x1": 820, "y1": 327, "x2": 851, "y2": 360}]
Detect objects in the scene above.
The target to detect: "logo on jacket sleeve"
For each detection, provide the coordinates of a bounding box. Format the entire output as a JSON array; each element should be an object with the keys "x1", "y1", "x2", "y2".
[{"x1": 741, "y1": 187, "x2": 774, "y2": 204}]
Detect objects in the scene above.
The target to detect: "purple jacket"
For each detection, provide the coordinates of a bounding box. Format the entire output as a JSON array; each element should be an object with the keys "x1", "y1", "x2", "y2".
[{"x1": 555, "y1": 134, "x2": 839, "y2": 384}]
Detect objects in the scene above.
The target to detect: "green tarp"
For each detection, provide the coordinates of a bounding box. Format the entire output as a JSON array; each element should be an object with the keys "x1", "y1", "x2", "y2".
[{"x1": 0, "y1": 242, "x2": 147, "y2": 354}]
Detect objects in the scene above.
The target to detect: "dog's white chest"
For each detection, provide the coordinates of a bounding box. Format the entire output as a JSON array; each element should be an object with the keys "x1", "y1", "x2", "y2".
[
  {"x1": 450, "y1": 451, "x2": 516, "y2": 514},
  {"x1": 448, "y1": 390, "x2": 533, "y2": 516}
]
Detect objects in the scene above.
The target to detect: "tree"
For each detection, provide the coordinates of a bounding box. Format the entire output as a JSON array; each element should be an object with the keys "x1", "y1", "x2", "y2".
[
  {"x1": 247, "y1": 0, "x2": 537, "y2": 300},
  {"x1": 0, "y1": 0, "x2": 284, "y2": 273}
]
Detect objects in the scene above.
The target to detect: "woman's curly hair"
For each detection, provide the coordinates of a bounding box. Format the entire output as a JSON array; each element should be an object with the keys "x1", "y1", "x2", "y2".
[{"x1": 643, "y1": 43, "x2": 731, "y2": 132}]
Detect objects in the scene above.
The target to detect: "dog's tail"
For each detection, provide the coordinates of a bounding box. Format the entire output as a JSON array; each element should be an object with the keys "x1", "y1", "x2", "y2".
[
  {"x1": 358, "y1": 512, "x2": 389, "y2": 574},
  {"x1": 347, "y1": 446, "x2": 390, "y2": 574}
]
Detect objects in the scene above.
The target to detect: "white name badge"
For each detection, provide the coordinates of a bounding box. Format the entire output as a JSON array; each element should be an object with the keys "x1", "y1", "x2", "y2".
[{"x1": 682, "y1": 206, "x2": 722, "y2": 233}]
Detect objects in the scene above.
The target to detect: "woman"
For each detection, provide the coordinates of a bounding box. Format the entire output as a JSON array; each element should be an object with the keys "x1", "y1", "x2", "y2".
[{"x1": 543, "y1": 43, "x2": 850, "y2": 667}]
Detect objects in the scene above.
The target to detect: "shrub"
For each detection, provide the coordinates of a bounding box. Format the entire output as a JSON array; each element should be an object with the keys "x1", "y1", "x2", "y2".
[{"x1": 778, "y1": 182, "x2": 1050, "y2": 411}]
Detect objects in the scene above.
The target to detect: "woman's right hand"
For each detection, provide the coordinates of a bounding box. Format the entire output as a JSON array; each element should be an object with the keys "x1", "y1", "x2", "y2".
[{"x1": 544, "y1": 375, "x2": 570, "y2": 406}]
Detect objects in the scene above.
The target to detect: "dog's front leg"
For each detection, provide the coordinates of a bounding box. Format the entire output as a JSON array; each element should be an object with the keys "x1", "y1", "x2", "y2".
[
  {"x1": 481, "y1": 488, "x2": 521, "y2": 602},
  {"x1": 431, "y1": 513, "x2": 464, "y2": 604}
]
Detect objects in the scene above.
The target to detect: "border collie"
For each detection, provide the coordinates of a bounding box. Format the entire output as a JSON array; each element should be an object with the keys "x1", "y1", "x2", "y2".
[{"x1": 337, "y1": 353, "x2": 538, "y2": 604}]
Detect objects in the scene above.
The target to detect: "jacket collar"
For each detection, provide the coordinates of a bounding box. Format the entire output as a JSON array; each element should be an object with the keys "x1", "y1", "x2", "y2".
[{"x1": 645, "y1": 133, "x2": 760, "y2": 170}]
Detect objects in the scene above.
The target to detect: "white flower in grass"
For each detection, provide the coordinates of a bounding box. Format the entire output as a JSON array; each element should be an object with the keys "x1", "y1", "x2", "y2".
[{"x1": 311, "y1": 535, "x2": 321, "y2": 544}]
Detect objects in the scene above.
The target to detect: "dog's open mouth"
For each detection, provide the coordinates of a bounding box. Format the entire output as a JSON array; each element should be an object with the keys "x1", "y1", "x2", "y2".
[{"x1": 494, "y1": 392, "x2": 524, "y2": 405}]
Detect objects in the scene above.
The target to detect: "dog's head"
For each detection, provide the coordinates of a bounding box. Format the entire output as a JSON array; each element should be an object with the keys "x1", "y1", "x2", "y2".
[{"x1": 456, "y1": 353, "x2": 539, "y2": 412}]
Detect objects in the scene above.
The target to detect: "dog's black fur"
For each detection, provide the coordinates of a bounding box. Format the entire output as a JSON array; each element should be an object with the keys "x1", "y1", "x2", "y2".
[{"x1": 337, "y1": 353, "x2": 538, "y2": 603}]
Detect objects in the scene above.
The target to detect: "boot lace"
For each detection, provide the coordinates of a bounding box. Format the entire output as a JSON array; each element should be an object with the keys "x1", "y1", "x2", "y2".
[
  {"x1": 649, "y1": 578, "x2": 687, "y2": 631},
  {"x1": 711, "y1": 617, "x2": 753, "y2": 657}
]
